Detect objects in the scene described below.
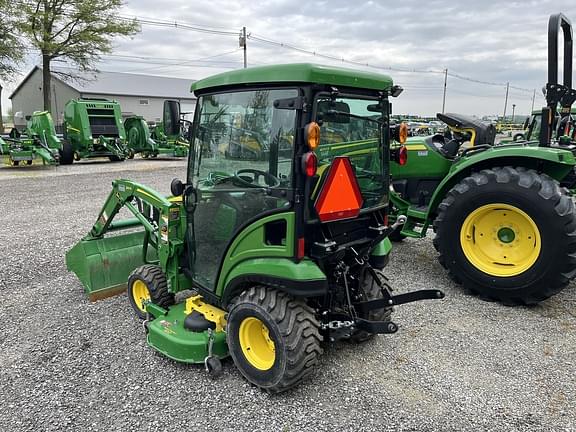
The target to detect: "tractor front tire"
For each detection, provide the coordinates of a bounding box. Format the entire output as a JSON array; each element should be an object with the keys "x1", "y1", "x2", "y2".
[
  {"x1": 127, "y1": 265, "x2": 175, "y2": 319},
  {"x1": 350, "y1": 269, "x2": 393, "y2": 343},
  {"x1": 59, "y1": 141, "x2": 74, "y2": 165},
  {"x1": 226, "y1": 286, "x2": 323, "y2": 393},
  {"x1": 433, "y1": 167, "x2": 576, "y2": 305}
]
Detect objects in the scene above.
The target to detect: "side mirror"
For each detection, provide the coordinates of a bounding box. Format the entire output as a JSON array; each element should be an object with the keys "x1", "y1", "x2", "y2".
[
  {"x1": 163, "y1": 100, "x2": 181, "y2": 136},
  {"x1": 170, "y1": 178, "x2": 185, "y2": 196}
]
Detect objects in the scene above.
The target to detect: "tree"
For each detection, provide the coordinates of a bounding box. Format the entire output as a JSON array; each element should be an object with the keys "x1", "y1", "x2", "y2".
[
  {"x1": 0, "y1": 0, "x2": 25, "y2": 131},
  {"x1": 19, "y1": 0, "x2": 139, "y2": 112}
]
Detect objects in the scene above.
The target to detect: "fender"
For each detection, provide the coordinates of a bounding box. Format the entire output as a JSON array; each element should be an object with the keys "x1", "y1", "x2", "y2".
[
  {"x1": 425, "y1": 145, "x2": 576, "y2": 219},
  {"x1": 220, "y1": 258, "x2": 328, "y2": 307}
]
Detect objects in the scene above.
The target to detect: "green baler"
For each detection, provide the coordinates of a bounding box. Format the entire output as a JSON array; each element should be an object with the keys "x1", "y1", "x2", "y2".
[
  {"x1": 62, "y1": 98, "x2": 128, "y2": 163},
  {"x1": 0, "y1": 111, "x2": 61, "y2": 166},
  {"x1": 67, "y1": 63, "x2": 443, "y2": 392}
]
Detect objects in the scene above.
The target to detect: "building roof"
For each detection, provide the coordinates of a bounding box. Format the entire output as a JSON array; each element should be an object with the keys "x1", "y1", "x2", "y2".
[
  {"x1": 10, "y1": 66, "x2": 196, "y2": 100},
  {"x1": 191, "y1": 63, "x2": 394, "y2": 93}
]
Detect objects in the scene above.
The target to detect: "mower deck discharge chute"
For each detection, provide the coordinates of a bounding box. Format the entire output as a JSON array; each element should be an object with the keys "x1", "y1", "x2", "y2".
[{"x1": 67, "y1": 63, "x2": 444, "y2": 392}]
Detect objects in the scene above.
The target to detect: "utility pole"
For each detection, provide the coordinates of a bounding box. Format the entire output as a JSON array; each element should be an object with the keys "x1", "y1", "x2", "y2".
[
  {"x1": 239, "y1": 27, "x2": 247, "y2": 68},
  {"x1": 530, "y1": 88, "x2": 536, "y2": 113},
  {"x1": 503, "y1": 82, "x2": 510, "y2": 121},
  {"x1": 512, "y1": 104, "x2": 516, "y2": 123},
  {"x1": 441, "y1": 68, "x2": 448, "y2": 114}
]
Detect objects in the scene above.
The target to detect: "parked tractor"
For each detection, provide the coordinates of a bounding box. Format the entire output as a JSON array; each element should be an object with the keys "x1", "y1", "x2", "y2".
[
  {"x1": 62, "y1": 98, "x2": 127, "y2": 163},
  {"x1": 124, "y1": 116, "x2": 188, "y2": 158},
  {"x1": 67, "y1": 63, "x2": 444, "y2": 392},
  {"x1": 0, "y1": 111, "x2": 62, "y2": 166},
  {"x1": 389, "y1": 13, "x2": 576, "y2": 305}
]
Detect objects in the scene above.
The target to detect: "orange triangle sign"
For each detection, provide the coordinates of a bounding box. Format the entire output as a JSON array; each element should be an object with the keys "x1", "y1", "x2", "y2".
[{"x1": 315, "y1": 157, "x2": 363, "y2": 223}]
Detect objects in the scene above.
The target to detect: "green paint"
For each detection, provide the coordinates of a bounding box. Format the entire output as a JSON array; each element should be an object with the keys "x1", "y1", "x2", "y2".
[
  {"x1": 0, "y1": 111, "x2": 61, "y2": 166},
  {"x1": 146, "y1": 302, "x2": 228, "y2": 363},
  {"x1": 64, "y1": 98, "x2": 128, "y2": 160},
  {"x1": 371, "y1": 237, "x2": 392, "y2": 257},
  {"x1": 124, "y1": 116, "x2": 188, "y2": 158},
  {"x1": 191, "y1": 63, "x2": 393, "y2": 93},
  {"x1": 498, "y1": 227, "x2": 515, "y2": 243}
]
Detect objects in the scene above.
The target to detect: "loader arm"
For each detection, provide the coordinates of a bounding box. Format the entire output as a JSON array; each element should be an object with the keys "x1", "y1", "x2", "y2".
[{"x1": 67, "y1": 180, "x2": 187, "y2": 300}]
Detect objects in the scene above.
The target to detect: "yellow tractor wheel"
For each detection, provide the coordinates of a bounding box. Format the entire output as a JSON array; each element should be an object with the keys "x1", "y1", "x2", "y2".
[
  {"x1": 226, "y1": 286, "x2": 322, "y2": 393},
  {"x1": 433, "y1": 167, "x2": 576, "y2": 305},
  {"x1": 127, "y1": 265, "x2": 175, "y2": 319}
]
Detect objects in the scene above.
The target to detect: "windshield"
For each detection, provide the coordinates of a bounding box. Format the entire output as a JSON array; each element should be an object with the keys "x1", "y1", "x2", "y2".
[
  {"x1": 188, "y1": 89, "x2": 297, "y2": 185},
  {"x1": 315, "y1": 95, "x2": 387, "y2": 209}
]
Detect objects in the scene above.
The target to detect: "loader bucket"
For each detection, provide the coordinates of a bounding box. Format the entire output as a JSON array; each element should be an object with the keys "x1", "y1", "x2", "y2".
[{"x1": 66, "y1": 230, "x2": 157, "y2": 301}]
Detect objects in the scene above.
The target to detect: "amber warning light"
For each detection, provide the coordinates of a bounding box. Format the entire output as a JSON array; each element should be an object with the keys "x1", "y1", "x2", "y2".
[{"x1": 314, "y1": 157, "x2": 363, "y2": 223}]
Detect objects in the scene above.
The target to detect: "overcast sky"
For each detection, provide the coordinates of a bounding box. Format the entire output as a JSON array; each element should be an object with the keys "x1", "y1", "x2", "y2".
[{"x1": 4, "y1": 0, "x2": 576, "y2": 118}]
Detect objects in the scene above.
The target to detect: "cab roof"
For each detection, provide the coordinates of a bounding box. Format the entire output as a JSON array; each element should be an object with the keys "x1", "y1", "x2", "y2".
[{"x1": 190, "y1": 63, "x2": 394, "y2": 93}]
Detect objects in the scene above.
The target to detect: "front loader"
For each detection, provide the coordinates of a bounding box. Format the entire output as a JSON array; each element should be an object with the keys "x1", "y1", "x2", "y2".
[
  {"x1": 389, "y1": 13, "x2": 576, "y2": 306},
  {"x1": 61, "y1": 98, "x2": 128, "y2": 163},
  {"x1": 67, "y1": 63, "x2": 443, "y2": 393}
]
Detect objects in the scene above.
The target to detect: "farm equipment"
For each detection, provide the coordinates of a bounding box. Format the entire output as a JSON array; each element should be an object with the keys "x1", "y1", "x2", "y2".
[
  {"x1": 62, "y1": 98, "x2": 127, "y2": 163},
  {"x1": 67, "y1": 63, "x2": 444, "y2": 392},
  {"x1": 0, "y1": 111, "x2": 61, "y2": 166},
  {"x1": 124, "y1": 116, "x2": 188, "y2": 158},
  {"x1": 389, "y1": 13, "x2": 576, "y2": 305}
]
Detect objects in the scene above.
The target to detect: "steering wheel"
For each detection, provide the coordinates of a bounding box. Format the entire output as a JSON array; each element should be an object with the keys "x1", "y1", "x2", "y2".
[{"x1": 233, "y1": 168, "x2": 280, "y2": 188}]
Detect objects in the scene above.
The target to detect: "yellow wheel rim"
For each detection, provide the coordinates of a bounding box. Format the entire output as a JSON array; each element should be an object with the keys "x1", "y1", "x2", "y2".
[
  {"x1": 460, "y1": 203, "x2": 541, "y2": 277},
  {"x1": 131, "y1": 280, "x2": 151, "y2": 312},
  {"x1": 238, "y1": 317, "x2": 275, "y2": 370}
]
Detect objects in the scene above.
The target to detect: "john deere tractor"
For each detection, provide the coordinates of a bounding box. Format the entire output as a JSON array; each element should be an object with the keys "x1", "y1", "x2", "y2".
[
  {"x1": 389, "y1": 13, "x2": 576, "y2": 305},
  {"x1": 62, "y1": 98, "x2": 128, "y2": 163},
  {"x1": 67, "y1": 63, "x2": 443, "y2": 392}
]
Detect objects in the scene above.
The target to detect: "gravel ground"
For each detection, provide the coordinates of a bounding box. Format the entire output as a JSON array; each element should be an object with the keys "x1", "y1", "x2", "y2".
[{"x1": 0, "y1": 158, "x2": 575, "y2": 432}]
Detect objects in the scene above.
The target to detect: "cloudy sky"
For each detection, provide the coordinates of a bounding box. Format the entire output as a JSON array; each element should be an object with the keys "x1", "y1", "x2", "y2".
[{"x1": 4, "y1": 0, "x2": 576, "y2": 117}]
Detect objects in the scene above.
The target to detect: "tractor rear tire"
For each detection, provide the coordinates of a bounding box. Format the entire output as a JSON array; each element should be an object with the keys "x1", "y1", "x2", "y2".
[
  {"x1": 59, "y1": 141, "x2": 74, "y2": 165},
  {"x1": 433, "y1": 167, "x2": 576, "y2": 305},
  {"x1": 109, "y1": 155, "x2": 125, "y2": 162},
  {"x1": 350, "y1": 269, "x2": 393, "y2": 343},
  {"x1": 226, "y1": 286, "x2": 323, "y2": 393},
  {"x1": 127, "y1": 265, "x2": 175, "y2": 319}
]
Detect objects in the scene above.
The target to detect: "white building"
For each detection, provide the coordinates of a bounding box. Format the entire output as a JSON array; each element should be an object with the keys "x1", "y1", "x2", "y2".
[{"x1": 9, "y1": 66, "x2": 197, "y2": 127}]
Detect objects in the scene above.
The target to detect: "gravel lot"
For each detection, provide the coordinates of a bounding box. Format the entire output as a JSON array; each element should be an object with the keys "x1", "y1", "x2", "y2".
[{"x1": 0, "y1": 158, "x2": 575, "y2": 432}]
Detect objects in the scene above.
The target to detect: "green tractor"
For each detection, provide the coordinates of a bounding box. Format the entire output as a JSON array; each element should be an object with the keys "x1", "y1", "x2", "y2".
[
  {"x1": 62, "y1": 98, "x2": 128, "y2": 163},
  {"x1": 124, "y1": 115, "x2": 188, "y2": 159},
  {"x1": 66, "y1": 63, "x2": 443, "y2": 392},
  {"x1": 389, "y1": 13, "x2": 576, "y2": 305},
  {"x1": 0, "y1": 111, "x2": 62, "y2": 166}
]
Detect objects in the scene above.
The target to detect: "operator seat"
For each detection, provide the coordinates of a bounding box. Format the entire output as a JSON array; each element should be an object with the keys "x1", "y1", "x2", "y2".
[{"x1": 428, "y1": 134, "x2": 460, "y2": 158}]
